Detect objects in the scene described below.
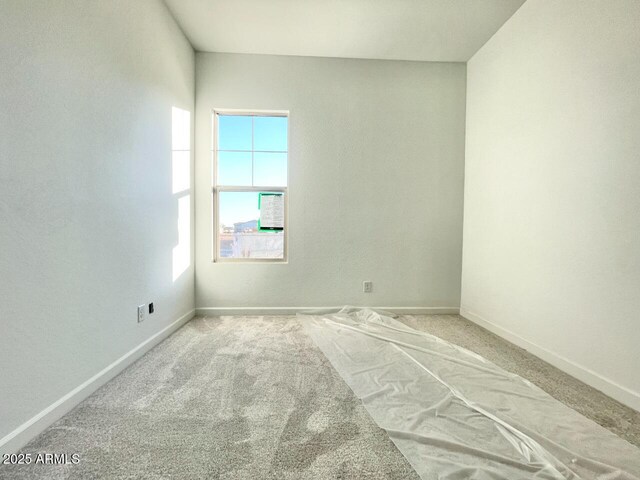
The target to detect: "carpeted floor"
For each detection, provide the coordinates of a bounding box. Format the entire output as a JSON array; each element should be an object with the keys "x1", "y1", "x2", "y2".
[
  {"x1": 397, "y1": 314, "x2": 640, "y2": 448},
  {"x1": 2, "y1": 313, "x2": 638, "y2": 479},
  {"x1": 0, "y1": 316, "x2": 420, "y2": 480}
]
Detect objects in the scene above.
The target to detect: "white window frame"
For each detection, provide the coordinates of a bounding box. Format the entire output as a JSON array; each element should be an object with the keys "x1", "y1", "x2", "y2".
[{"x1": 211, "y1": 109, "x2": 289, "y2": 263}]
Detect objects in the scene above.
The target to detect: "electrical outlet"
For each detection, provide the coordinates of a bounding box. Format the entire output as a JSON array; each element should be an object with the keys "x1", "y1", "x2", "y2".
[
  {"x1": 138, "y1": 305, "x2": 146, "y2": 323},
  {"x1": 363, "y1": 281, "x2": 373, "y2": 293},
  {"x1": 148, "y1": 302, "x2": 154, "y2": 314}
]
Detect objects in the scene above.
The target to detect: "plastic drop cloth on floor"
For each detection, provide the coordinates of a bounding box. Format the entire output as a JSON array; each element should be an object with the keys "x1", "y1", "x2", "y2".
[{"x1": 299, "y1": 307, "x2": 640, "y2": 480}]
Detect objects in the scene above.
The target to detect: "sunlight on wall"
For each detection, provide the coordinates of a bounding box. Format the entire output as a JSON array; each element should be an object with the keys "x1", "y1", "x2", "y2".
[
  {"x1": 172, "y1": 107, "x2": 190, "y2": 151},
  {"x1": 172, "y1": 194, "x2": 191, "y2": 281},
  {"x1": 172, "y1": 151, "x2": 190, "y2": 194},
  {"x1": 172, "y1": 107, "x2": 191, "y2": 282}
]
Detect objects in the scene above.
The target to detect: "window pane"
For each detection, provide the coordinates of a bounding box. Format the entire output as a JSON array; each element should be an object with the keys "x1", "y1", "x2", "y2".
[
  {"x1": 253, "y1": 152, "x2": 287, "y2": 187},
  {"x1": 218, "y1": 191, "x2": 284, "y2": 259},
  {"x1": 254, "y1": 116, "x2": 287, "y2": 152},
  {"x1": 217, "y1": 151, "x2": 252, "y2": 186},
  {"x1": 218, "y1": 115, "x2": 252, "y2": 151}
]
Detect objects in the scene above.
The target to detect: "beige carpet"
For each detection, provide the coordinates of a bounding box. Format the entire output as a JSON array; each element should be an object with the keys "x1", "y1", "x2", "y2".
[
  {"x1": 397, "y1": 314, "x2": 640, "y2": 448},
  {"x1": 0, "y1": 316, "x2": 419, "y2": 479},
  {"x1": 2, "y1": 313, "x2": 638, "y2": 479}
]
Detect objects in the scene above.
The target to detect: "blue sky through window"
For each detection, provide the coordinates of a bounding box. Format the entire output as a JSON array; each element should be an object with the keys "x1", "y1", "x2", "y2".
[
  {"x1": 219, "y1": 190, "x2": 286, "y2": 228},
  {"x1": 254, "y1": 152, "x2": 287, "y2": 186},
  {"x1": 254, "y1": 116, "x2": 287, "y2": 151},
  {"x1": 219, "y1": 191, "x2": 259, "y2": 226},
  {"x1": 217, "y1": 151, "x2": 252, "y2": 185},
  {"x1": 216, "y1": 114, "x2": 288, "y2": 229},
  {"x1": 218, "y1": 115, "x2": 252, "y2": 150}
]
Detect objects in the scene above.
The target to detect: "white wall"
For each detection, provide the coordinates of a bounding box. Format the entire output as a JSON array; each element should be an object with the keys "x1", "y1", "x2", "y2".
[
  {"x1": 195, "y1": 53, "x2": 466, "y2": 311},
  {"x1": 462, "y1": 0, "x2": 640, "y2": 410},
  {"x1": 0, "y1": 0, "x2": 195, "y2": 451}
]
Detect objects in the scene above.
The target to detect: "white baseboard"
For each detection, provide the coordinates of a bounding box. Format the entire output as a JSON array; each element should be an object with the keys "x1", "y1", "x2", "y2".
[
  {"x1": 0, "y1": 309, "x2": 196, "y2": 456},
  {"x1": 460, "y1": 307, "x2": 640, "y2": 412},
  {"x1": 195, "y1": 306, "x2": 460, "y2": 316}
]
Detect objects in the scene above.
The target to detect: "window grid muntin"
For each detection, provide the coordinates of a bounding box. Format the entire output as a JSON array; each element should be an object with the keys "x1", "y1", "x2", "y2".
[{"x1": 212, "y1": 110, "x2": 289, "y2": 262}]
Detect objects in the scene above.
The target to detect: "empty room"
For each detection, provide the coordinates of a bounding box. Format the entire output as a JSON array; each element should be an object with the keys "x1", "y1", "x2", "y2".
[{"x1": 1, "y1": 0, "x2": 639, "y2": 478}]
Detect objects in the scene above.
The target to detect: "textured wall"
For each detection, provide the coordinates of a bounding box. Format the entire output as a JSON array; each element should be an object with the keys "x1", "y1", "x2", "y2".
[
  {"x1": 195, "y1": 53, "x2": 466, "y2": 309},
  {"x1": 0, "y1": 0, "x2": 195, "y2": 445},
  {"x1": 462, "y1": 0, "x2": 640, "y2": 409}
]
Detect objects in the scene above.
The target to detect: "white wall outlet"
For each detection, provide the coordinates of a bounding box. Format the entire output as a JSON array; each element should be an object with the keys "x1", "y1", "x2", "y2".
[
  {"x1": 138, "y1": 305, "x2": 146, "y2": 323},
  {"x1": 363, "y1": 281, "x2": 373, "y2": 293}
]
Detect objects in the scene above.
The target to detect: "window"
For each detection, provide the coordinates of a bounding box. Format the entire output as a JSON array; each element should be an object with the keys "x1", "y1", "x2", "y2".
[{"x1": 212, "y1": 111, "x2": 288, "y2": 261}]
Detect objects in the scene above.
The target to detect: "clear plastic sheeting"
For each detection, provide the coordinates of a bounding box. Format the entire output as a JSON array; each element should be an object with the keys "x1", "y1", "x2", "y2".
[{"x1": 299, "y1": 307, "x2": 640, "y2": 480}]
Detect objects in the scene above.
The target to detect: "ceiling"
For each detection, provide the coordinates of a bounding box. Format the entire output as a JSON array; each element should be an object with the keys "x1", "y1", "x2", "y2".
[{"x1": 163, "y1": 0, "x2": 526, "y2": 62}]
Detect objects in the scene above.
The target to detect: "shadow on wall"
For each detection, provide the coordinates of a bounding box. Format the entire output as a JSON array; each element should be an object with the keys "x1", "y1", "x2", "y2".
[{"x1": 172, "y1": 107, "x2": 191, "y2": 282}]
